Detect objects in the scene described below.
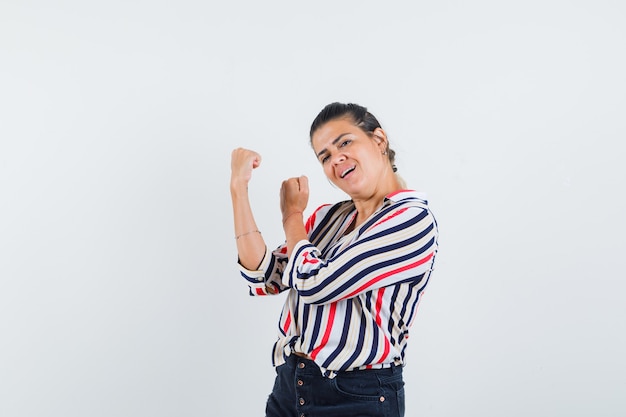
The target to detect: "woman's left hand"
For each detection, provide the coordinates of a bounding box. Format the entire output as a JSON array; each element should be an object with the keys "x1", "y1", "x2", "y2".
[{"x1": 280, "y1": 175, "x2": 309, "y2": 222}]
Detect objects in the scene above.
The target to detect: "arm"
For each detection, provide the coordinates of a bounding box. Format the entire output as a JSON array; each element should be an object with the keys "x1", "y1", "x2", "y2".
[
  {"x1": 231, "y1": 149, "x2": 309, "y2": 296},
  {"x1": 280, "y1": 175, "x2": 309, "y2": 257},
  {"x1": 230, "y1": 148, "x2": 267, "y2": 270},
  {"x1": 238, "y1": 203, "x2": 334, "y2": 295},
  {"x1": 282, "y1": 203, "x2": 439, "y2": 305}
]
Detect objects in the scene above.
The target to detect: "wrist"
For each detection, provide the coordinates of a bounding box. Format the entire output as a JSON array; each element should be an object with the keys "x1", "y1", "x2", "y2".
[
  {"x1": 230, "y1": 179, "x2": 249, "y2": 194},
  {"x1": 282, "y1": 211, "x2": 303, "y2": 226}
]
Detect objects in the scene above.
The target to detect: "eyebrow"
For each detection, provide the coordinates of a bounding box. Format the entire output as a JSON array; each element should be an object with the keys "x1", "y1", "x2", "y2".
[{"x1": 316, "y1": 133, "x2": 351, "y2": 158}]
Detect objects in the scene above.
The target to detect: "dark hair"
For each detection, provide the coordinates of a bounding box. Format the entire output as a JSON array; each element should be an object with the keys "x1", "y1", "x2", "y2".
[{"x1": 309, "y1": 102, "x2": 398, "y2": 172}]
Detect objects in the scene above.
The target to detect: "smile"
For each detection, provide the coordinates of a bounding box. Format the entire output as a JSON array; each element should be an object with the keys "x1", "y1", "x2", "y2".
[{"x1": 340, "y1": 166, "x2": 355, "y2": 178}]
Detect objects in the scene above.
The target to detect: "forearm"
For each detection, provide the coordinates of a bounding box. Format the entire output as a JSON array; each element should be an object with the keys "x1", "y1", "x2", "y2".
[
  {"x1": 282, "y1": 211, "x2": 308, "y2": 258},
  {"x1": 231, "y1": 182, "x2": 266, "y2": 270},
  {"x1": 280, "y1": 175, "x2": 309, "y2": 258}
]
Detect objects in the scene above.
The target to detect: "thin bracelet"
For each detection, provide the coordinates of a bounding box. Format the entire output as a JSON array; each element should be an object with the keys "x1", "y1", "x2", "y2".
[
  {"x1": 235, "y1": 229, "x2": 261, "y2": 240},
  {"x1": 282, "y1": 211, "x2": 303, "y2": 225}
]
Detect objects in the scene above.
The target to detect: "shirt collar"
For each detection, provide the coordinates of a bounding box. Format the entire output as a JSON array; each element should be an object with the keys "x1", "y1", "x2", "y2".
[{"x1": 385, "y1": 189, "x2": 428, "y2": 203}]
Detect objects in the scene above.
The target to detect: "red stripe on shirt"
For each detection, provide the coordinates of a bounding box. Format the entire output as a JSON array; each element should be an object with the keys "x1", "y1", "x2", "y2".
[
  {"x1": 371, "y1": 207, "x2": 409, "y2": 229},
  {"x1": 344, "y1": 251, "x2": 435, "y2": 299},
  {"x1": 375, "y1": 287, "x2": 391, "y2": 363},
  {"x1": 377, "y1": 335, "x2": 391, "y2": 364},
  {"x1": 282, "y1": 311, "x2": 291, "y2": 334},
  {"x1": 310, "y1": 302, "x2": 337, "y2": 360},
  {"x1": 386, "y1": 189, "x2": 409, "y2": 199},
  {"x1": 306, "y1": 204, "x2": 330, "y2": 233},
  {"x1": 377, "y1": 337, "x2": 391, "y2": 364},
  {"x1": 375, "y1": 287, "x2": 385, "y2": 327}
]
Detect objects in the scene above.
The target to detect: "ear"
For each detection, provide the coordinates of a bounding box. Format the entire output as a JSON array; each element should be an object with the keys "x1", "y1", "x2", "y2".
[{"x1": 372, "y1": 128, "x2": 388, "y2": 150}]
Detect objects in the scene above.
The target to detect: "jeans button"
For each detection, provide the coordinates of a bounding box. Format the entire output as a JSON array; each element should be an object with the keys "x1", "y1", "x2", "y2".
[
  {"x1": 297, "y1": 379, "x2": 304, "y2": 386},
  {"x1": 299, "y1": 398, "x2": 305, "y2": 405}
]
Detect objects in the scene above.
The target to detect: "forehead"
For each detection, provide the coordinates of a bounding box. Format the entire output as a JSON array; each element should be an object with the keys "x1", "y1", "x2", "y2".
[{"x1": 311, "y1": 118, "x2": 361, "y2": 151}]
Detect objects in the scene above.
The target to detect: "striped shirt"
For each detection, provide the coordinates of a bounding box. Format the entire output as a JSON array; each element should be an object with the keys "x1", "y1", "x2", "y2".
[{"x1": 239, "y1": 190, "x2": 439, "y2": 377}]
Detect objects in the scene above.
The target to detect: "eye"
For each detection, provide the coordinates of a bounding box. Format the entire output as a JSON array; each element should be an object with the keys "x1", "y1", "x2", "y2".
[
  {"x1": 339, "y1": 139, "x2": 352, "y2": 147},
  {"x1": 320, "y1": 155, "x2": 329, "y2": 164}
]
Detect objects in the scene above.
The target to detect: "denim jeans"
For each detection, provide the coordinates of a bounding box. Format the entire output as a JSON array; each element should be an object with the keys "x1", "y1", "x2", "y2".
[{"x1": 265, "y1": 354, "x2": 405, "y2": 417}]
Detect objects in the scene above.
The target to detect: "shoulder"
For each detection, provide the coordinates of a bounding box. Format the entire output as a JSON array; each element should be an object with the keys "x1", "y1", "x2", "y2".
[
  {"x1": 380, "y1": 189, "x2": 438, "y2": 232},
  {"x1": 386, "y1": 189, "x2": 431, "y2": 211}
]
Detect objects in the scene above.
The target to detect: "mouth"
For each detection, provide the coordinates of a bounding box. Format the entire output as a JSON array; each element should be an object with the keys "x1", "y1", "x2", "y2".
[{"x1": 339, "y1": 166, "x2": 355, "y2": 179}]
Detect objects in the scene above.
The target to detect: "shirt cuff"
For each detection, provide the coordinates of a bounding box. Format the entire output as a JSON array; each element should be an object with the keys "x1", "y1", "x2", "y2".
[
  {"x1": 281, "y1": 239, "x2": 312, "y2": 288},
  {"x1": 238, "y1": 246, "x2": 272, "y2": 282}
]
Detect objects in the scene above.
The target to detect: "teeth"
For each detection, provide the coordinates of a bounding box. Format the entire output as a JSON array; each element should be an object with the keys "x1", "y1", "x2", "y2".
[{"x1": 340, "y1": 167, "x2": 354, "y2": 178}]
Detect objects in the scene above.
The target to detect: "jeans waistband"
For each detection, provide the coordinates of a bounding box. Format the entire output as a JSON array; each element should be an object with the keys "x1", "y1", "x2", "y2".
[{"x1": 285, "y1": 352, "x2": 402, "y2": 377}]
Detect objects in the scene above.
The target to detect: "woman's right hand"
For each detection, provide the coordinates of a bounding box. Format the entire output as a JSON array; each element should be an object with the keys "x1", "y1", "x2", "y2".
[{"x1": 231, "y1": 148, "x2": 262, "y2": 189}]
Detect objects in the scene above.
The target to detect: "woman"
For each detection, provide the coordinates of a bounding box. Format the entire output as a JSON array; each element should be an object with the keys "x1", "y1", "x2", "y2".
[{"x1": 230, "y1": 102, "x2": 439, "y2": 417}]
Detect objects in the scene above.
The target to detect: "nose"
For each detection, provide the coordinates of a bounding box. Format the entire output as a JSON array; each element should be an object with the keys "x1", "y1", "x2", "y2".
[{"x1": 331, "y1": 152, "x2": 346, "y2": 165}]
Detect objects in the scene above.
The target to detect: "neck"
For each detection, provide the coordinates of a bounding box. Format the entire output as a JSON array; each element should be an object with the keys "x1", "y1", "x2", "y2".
[{"x1": 351, "y1": 175, "x2": 401, "y2": 226}]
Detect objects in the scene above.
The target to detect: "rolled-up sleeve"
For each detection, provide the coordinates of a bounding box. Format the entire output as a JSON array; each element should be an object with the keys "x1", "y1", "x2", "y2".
[{"x1": 239, "y1": 245, "x2": 290, "y2": 296}]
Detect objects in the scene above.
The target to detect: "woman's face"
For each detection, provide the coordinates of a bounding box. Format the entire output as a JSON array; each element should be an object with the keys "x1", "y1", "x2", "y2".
[{"x1": 311, "y1": 118, "x2": 388, "y2": 198}]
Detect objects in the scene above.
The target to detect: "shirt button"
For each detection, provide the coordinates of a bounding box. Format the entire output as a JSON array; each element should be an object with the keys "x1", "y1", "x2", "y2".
[
  {"x1": 298, "y1": 362, "x2": 305, "y2": 369},
  {"x1": 297, "y1": 379, "x2": 304, "y2": 386},
  {"x1": 299, "y1": 398, "x2": 305, "y2": 405}
]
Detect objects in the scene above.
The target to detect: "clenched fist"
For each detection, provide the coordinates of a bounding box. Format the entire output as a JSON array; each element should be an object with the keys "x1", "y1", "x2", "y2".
[
  {"x1": 231, "y1": 148, "x2": 261, "y2": 188},
  {"x1": 280, "y1": 176, "x2": 309, "y2": 223}
]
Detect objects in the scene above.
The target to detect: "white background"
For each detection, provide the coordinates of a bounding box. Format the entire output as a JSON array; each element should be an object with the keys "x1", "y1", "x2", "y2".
[{"x1": 1, "y1": 1, "x2": 625, "y2": 416}]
